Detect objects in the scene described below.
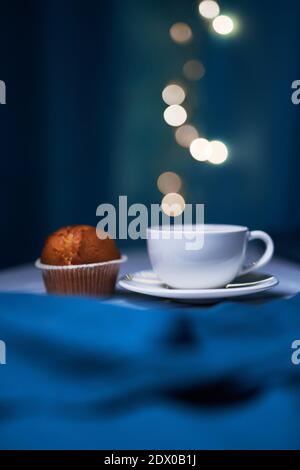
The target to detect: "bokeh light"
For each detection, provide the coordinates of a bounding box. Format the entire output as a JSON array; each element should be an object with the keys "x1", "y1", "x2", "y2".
[
  {"x1": 199, "y1": 1, "x2": 220, "y2": 19},
  {"x1": 169, "y1": 22, "x2": 193, "y2": 44},
  {"x1": 161, "y1": 193, "x2": 185, "y2": 217},
  {"x1": 162, "y1": 84, "x2": 185, "y2": 105},
  {"x1": 183, "y1": 60, "x2": 205, "y2": 81},
  {"x1": 164, "y1": 105, "x2": 187, "y2": 127},
  {"x1": 212, "y1": 15, "x2": 234, "y2": 35},
  {"x1": 190, "y1": 138, "x2": 212, "y2": 161},
  {"x1": 157, "y1": 172, "x2": 182, "y2": 194},
  {"x1": 175, "y1": 125, "x2": 199, "y2": 148},
  {"x1": 209, "y1": 140, "x2": 228, "y2": 164}
]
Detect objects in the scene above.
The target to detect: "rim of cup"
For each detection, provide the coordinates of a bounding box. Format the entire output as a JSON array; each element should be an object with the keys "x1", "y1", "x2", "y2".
[{"x1": 147, "y1": 224, "x2": 248, "y2": 234}]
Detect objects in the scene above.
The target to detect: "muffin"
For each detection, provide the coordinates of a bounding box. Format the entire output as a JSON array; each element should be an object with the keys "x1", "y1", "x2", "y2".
[{"x1": 36, "y1": 225, "x2": 126, "y2": 296}]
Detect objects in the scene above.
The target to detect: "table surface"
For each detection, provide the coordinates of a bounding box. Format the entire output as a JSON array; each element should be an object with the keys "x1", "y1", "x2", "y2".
[
  {"x1": 0, "y1": 249, "x2": 300, "y2": 306},
  {"x1": 1, "y1": 252, "x2": 300, "y2": 449}
]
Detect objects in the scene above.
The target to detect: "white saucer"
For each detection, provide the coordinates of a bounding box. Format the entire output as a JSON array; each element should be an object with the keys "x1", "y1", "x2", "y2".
[{"x1": 118, "y1": 270, "x2": 279, "y2": 301}]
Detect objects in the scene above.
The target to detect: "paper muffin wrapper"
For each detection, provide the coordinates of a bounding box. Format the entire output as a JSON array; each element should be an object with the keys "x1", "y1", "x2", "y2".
[{"x1": 35, "y1": 256, "x2": 127, "y2": 297}]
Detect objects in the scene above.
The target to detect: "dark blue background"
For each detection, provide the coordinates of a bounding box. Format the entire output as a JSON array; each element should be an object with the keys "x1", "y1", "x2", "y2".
[{"x1": 1, "y1": 0, "x2": 299, "y2": 268}]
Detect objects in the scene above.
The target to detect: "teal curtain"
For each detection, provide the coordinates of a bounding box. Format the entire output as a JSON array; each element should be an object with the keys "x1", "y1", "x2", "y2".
[{"x1": 0, "y1": 0, "x2": 300, "y2": 267}]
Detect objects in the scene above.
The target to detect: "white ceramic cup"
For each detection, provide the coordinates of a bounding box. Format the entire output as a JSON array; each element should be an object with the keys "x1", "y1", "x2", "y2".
[{"x1": 147, "y1": 225, "x2": 274, "y2": 289}]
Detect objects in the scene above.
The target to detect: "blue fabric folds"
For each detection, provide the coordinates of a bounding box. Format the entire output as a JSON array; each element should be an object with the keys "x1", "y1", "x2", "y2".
[{"x1": 0, "y1": 292, "x2": 300, "y2": 449}]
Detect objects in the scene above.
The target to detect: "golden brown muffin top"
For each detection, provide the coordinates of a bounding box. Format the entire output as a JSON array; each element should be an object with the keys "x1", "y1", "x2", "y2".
[{"x1": 41, "y1": 225, "x2": 120, "y2": 266}]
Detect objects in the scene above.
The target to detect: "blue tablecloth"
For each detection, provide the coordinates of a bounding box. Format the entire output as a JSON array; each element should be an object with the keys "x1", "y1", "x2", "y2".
[{"x1": 1, "y1": 291, "x2": 300, "y2": 449}]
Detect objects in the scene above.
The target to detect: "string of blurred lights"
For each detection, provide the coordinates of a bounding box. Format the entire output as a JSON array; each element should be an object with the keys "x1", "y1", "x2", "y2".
[{"x1": 158, "y1": 1, "x2": 236, "y2": 216}]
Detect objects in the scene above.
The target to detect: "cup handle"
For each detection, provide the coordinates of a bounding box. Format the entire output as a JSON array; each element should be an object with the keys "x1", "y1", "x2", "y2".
[{"x1": 239, "y1": 230, "x2": 274, "y2": 276}]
